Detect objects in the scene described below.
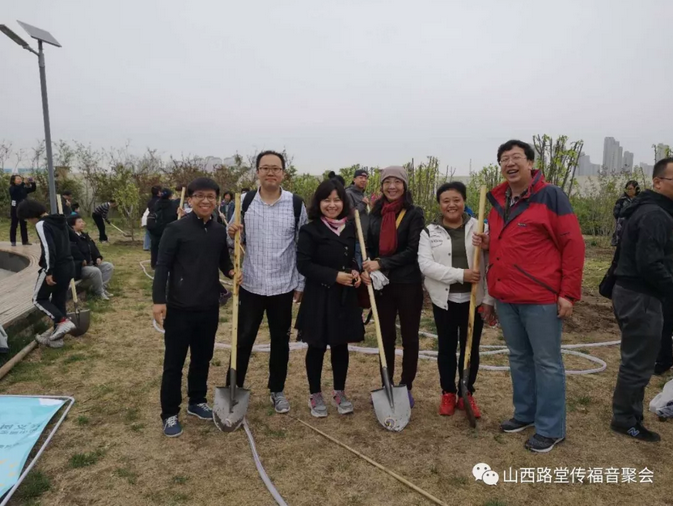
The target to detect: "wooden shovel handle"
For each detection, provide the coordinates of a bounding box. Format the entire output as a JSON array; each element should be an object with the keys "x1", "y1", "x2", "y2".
[{"x1": 230, "y1": 193, "x2": 242, "y2": 368}]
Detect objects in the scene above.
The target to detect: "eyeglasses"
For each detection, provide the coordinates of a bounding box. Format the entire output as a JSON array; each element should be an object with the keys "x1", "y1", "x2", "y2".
[
  {"x1": 499, "y1": 154, "x2": 527, "y2": 165},
  {"x1": 191, "y1": 193, "x2": 218, "y2": 202},
  {"x1": 657, "y1": 177, "x2": 673, "y2": 182},
  {"x1": 383, "y1": 179, "x2": 404, "y2": 187},
  {"x1": 259, "y1": 166, "x2": 283, "y2": 174}
]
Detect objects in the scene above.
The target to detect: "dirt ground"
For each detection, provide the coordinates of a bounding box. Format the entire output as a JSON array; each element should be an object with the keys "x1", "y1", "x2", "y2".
[{"x1": 2, "y1": 227, "x2": 673, "y2": 506}]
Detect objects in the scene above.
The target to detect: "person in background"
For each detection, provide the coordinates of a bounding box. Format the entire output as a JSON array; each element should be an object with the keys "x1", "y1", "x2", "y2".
[
  {"x1": 227, "y1": 150, "x2": 308, "y2": 414},
  {"x1": 92, "y1": 199, "x2": 117, "y2": 243},
  {"x1": 611, "y1": 158, "x2": 673, "y2": 442},
  {"x1": 361, "y1": 165, "x2": 425, "y2": 408},
  {"x1": 418, "y1": 182, "x2": 494, "y2": 417},
  {"x1": 61, "y1": 191, "x2": 73, "y2": 216},
  {"x1": 17, "y1": 199, "x2": 76, "y2": 348},
  {"x1": 296, "y1": 179, "x2": 364, "y2": 418},
  {"x1": 71, "y1": 202, "x2": 80, "y2": 215},
  {"x1": 327, "y1": 171, "x2": 346, "y2": 187},
  {"x1": 148, "y1": 189, "x2": 178, "y2": 269},
  {"x1": 68, "y1": 215, "x2": 114, "y2": 300},
  {"x1": 473, "y1": 139, "x2": 584, "y2": 453},
  {"x1": 345, "y1": 169, "x2": 370, "y2": 268},
  {"x1": 9, "y1": 174, "x2": 36, "y2": 246},
  {"x1": 144, "y1": 185, "x2": 162, "y2": 251},
  {"x1": 612, "y1": 180, "x2": 640, "y2": 246},
  {"x1": 176, "y1": 184, "x2": 192, "y2": 215},
  {"x1": 152, "y1": 177, "x2": 235, "y2": 437},
  {"x1": 220, "y1": 191, "x2": 235, "y2": 223}
]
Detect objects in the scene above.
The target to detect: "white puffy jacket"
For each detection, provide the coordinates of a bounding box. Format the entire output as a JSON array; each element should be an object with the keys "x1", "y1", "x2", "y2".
[{"x1": 418, "y1": 218, "x2": 494, "y2": 310}]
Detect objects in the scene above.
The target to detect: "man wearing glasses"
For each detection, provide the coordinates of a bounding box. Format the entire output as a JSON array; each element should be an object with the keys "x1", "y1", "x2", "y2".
[
  {"x1": 610, "y1": 157, "x2": 673, "y2": 443},
  {"x1": 153, "y1": 177, "x2": 236, "y2": 437},
  {"x1": 473, "y1": 140, "x2": 584, "y2": 453},
  {"x1": 227, "y1": 150, "x2": 308, "y2": 414}
]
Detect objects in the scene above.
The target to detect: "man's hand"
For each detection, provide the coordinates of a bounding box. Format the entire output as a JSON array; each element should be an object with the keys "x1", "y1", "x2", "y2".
[
  {"x1": 480, "y1": 304, "x2": 495, "y2": 325},
  {"x1": 228, "y1": 223, "x2": 243, "y2": 240},
  {"x1": 557, "y1": 297, "x2": 573, "y2": 319},
  {"x1": 177, "y1": 207, "x2": 185, "y2": 219},
  {"x1": 472, "y1": 232, "x2": 490, "y2": 251},
  {"x1": 228, "y1": 270, "x2": 243, "y2": 286},
  {"x1": 294, "y1": 291, "x2": 303, "y2": 303},
  {"x1": 153, "y1": 304, "x2": 167, "y2": 328},
  {"x1": 46, "y1": 275, "x2": 56, "y2": 286},
  {"x1": 96, "y1": 258, "x2": 102, "y2": 266},
  {"x1": 363, "y1": 260, "x2": 381, "y2": 273},
  {"x1": 105, "y1": 219, "x2": 111, "y2": 225},
  {"x1": 463, "y1": 269, "x2": 481, "y2": 284},
  {"x1": 82, "y1": 261, "x2": 87, "y2": 267},
  {"x1": 361, "y1": 271, "x2": 372, "y2": 286},
  {"x1": 362, "y1": 196, "x2": 370, "y2": 205}
]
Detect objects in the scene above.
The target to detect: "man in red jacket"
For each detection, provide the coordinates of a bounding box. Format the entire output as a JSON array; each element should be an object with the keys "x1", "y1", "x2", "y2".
[{"x1": 474, "y1": 139, "x2": 584, "y2": 453}]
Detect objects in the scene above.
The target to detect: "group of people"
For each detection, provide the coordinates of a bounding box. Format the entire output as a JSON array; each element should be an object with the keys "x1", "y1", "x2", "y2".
[
  {"x1": 152, "y1": 141, "x2": 589, "y2": 454},
  {"x1": 11, "y1": 192, "x2": 115, "y2": 348}
]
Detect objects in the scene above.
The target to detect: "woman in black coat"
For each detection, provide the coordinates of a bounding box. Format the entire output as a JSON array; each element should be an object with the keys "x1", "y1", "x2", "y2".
[
  {"x1": 362, "y1": 165, "x2": 425, "y2": 408},
  {"x1": 296, "y1": 179, "x2": 364, "y2": 418},
  {"x1": 9, "y1": 174, "x2": 36, "y2": 246},
  {"x1": 611, "y1": 180, "x2": 639, "y2": 246}
]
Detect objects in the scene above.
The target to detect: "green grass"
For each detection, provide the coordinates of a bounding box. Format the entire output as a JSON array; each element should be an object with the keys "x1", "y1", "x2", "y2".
[
  {"x1": 76, "y1": 415, "x2": 90, "y2": 426},
  {"x1": 16, "y1": 470, "x2": 51, "y2": 500},
  {"x1": 211, "y1": 358, "x2": 221, "y2": 367},
  {"x1": 483, "y1": 501, "x2": 507, "y2": 506},
  {"x1": 63, "y1": 353, "x2": 87, "y2": 364},
  {"x1": 114, "y1": 467, "x2": 139, "y2": 485},
  {"x1": 172, "y1": 475, "x2": 189, "y2": 485},
  {"x1": 69, "y1": 449, "x2": 105, "y2": 468}
]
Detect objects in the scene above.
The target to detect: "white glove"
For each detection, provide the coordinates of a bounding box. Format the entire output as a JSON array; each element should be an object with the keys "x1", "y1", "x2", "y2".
[{"x1": 370, "y1": 271, "x2": 390, "y2": 291}]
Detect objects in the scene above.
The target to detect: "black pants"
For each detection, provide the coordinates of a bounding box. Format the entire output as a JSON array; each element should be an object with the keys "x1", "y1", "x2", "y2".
[
  {"x1": 10, "y1": 208, "x2": 29, "y2": 245},
  {"x1": 33, "y1": 267, "x2": 72, "y2": 324},
  {"x1": 227, "y1": 288, "x2": 294, "y2": 393},
  {"x1": 160, "y1": 306, "x2": 219, "y2": 420},
  {"x1": 375, "y1": 282, "x2": 423, "y2": 390},
  {"x1": 150, "y1": 233, "x2": 161, "y2": 268},
  {"x1": 655, "y1": 296, "x2": 673, "y2": 372},
  {"x1": 92, "y1": 213, "x2": 107, "y2": 242},
  {"x1": 306, "y1": 344, "x2": 349, "y2": 394},
  {"x1": 612, "y1": 285, "x2": 663, "y2": 428},
  {"x1": 433, "y1": 301, "x2": 484, "y2": 394}
]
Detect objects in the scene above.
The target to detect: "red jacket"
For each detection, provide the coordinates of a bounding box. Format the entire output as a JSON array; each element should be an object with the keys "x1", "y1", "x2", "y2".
[{"x1": 486, "y1": 170, "x2": 584, "y2": 305}]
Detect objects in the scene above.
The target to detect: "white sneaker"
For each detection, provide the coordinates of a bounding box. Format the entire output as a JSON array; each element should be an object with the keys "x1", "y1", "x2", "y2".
[
  {"x1": 104, "y1": 290, "x2": 114, "y2": 297},
  {"x1": 48, "y1": 338, "x2": 64, "y2": 349},
  {"x1": 98, "y1": 292, "x2": 110, "y2": 301},
  {"x1": 50, "y1": 319, "x2": 76, "y2": 341}
]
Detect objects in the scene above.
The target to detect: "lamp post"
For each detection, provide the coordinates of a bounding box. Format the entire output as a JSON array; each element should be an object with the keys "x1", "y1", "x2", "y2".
[{"x1": 0, "y1": 21, "x2": 61, "y2": 213}]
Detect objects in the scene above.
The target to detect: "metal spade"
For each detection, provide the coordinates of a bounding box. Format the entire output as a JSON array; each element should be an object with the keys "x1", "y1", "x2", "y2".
[
  {"x1": 354, "y1": 210, "x2": 411, "y2": 432},
  {"x1": 214, "y1": 193, "x2": 250, "y2": 432}
]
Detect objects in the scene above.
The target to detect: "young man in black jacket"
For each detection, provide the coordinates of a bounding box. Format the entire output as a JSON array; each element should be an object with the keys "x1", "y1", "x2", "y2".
[
  {"x1": 152, "y1": 178, "x2": 237, "y2": 438},
  {"x1": 9, "y1": 174, "x2": 36, "y2": 246},
  {"x1": 611, "y1": 157, "x2": 673, "y2": 443},
  {"x1": 68, "y1": 215, "x2": 114, "y2": 300},
  {"x1": 18, "y1": 199, "x2": 76, "y2": 348}
]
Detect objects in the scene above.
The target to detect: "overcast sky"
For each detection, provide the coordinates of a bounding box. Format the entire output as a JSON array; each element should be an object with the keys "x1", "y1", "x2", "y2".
[{"x1": 2, "y1": 0, "x2": 672, "y2": 175}]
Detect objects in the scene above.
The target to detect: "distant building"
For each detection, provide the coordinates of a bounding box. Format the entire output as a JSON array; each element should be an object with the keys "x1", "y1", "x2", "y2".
[
  {"x1": 577, "y1": 152, "x2": 602, "y2": 176},
  {"x1": 655, "y1": 143, "x2": 670, "y2": 162},
  {"x1": 2, "y1": 168, "x2": 35, "y2": 175},
  {"x1": 639, "y1": 163, "x2": 654, "y2": 177},
  {"x1": 623, "y1": 151, "x2": 634, "y2": 172}
]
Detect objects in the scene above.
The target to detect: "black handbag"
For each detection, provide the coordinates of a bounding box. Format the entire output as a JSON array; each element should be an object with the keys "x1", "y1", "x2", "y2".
[{"x1": 598, "y1": 243, "x2": 621, "y2": 299}]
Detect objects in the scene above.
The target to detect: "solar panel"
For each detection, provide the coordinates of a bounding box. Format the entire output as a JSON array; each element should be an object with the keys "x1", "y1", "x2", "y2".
[{"x1": 17, "y1": 20, "x2": 61, "y2": 47}]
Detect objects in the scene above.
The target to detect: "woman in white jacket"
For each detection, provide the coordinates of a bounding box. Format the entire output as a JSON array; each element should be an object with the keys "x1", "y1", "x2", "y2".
[{"x1": 418, "y1": 182, "x2": 494, "y2": 418}]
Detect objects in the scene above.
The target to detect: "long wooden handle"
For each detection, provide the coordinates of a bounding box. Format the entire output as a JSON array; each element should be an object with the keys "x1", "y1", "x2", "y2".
[
  {"x1": 464, "y1": 186, "x2": 487, "y2": 372},
  {"x1": 178, "y1": 187, "x2": 186, "y2": 219},
  {"x1": 56, "y1": 194, "x2": 63, "y2": 215},
  {"x1": 354, "y1": 210, "x2": 388, "y2": 369},
  {"x1": 70, "y1": 279, "x2": 78, "y2": 304},
  {"x1": 230, "y1": 193, "x2": 242, "y2": 370}
]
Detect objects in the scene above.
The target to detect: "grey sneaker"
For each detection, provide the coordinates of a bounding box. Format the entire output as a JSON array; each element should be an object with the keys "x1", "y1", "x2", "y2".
[
  {"x1": 525, "y1": 434, "x2": 565, "y2": 453},
  {"x1": 270, "y1": 392, "x2": 290, "y2": 414},
  {"x1": 308, "y1": 393, "x2": 328, "y2": 418},
  {"x1": 48, "y1": 338, "x2": 64, "y2": 349},
  {"x1": 104, "y1": 290, "x2": 114, "y2": 297},
  {"x1": 500, "y1": 418, "x2": 534, "y2": 433},
  {"x1": 98, "y1": 292, "x2": 110, "y2": 301},
  {"x1": 50, "y1": 319, "x2": 76, "y2": 341},
  {"x1": 35, "y1": 332, "x2": 50, "y2": 346},
  {"x1": 332, "y1": 390, "x2": 354, "y2": 415}
]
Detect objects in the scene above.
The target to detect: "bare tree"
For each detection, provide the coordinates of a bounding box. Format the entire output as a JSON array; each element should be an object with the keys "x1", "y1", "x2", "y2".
[
  {"x1": 532, "y1": 134, "x2": 583, "y2": 197},
  {"x1": 0, "y1": 141, "x2": 12, "y2": 170}
]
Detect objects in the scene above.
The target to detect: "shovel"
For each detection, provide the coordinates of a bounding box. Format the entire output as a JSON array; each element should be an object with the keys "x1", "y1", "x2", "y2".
[
  {"x1": 354, "y1": 210, "x2": 411, "y2": 432},
  {"x1": 109, "y1": 222, "x2": 130, "y2": 237},
  {"x1": 460, "y1": 185, "x2": 487, "y2": 428},
  {"x1": 67, "y1": 279, "x2": 91, "y2": 337},
  {"x1": 214, "y1": 193, "x2": 250, "y2": 432},
  {"x1": 57, "y1": 195, "x2": 91, "y2": 337}
]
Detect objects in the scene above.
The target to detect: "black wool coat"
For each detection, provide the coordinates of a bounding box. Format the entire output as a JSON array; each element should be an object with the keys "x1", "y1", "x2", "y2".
[{"x1": 295, "y1": 219, "x2": 364, "y2": 348}]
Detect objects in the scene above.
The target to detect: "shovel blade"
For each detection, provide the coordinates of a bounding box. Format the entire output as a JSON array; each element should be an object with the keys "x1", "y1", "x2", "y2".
[
  {"x1": 460, "y1": 376, "x2": 477, "y2": 428},
  {"x1": 67, "y1": 309, "x2": 91, "y2": 337},
  {"x1": 213, "y1": 385, "x2": 250, "y2": 432},
  {"x1": 371, "y1": 385, "x2": 411, "y2": 432}
]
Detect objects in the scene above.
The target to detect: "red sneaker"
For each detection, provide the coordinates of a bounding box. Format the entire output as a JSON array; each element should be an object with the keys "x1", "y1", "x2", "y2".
[
  {"x1": 457, "y1": 393, "x2": 481, "y2": 418},
  {"x1": 439, "y1": 393, "x2": 457, "y2": 416}
]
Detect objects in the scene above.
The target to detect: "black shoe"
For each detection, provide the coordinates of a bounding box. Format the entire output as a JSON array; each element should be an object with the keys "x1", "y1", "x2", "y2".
[
  {"x1": 654, "y1": 364, "x2": 672, "y2": 376},
  {"x1": 22, "y1": 242, "x2": 32, "y2": 246},
  {"x1": 10, "y1": 242, "x2": 16, "y2": 247},
  {"x1": 500, "y1": 418, "x2": 534, "y2": 433},
  {"x1": 610, "y1": 422, "x2": 661, "y2": 442},
  {"x1": 525, "y1": 433, "x2": 565, "y2": 453}
]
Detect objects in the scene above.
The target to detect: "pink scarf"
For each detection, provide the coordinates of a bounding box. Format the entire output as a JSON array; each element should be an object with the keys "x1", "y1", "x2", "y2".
[{"x1": 321, "y1": 216, "x2": 347, "y2": 236}]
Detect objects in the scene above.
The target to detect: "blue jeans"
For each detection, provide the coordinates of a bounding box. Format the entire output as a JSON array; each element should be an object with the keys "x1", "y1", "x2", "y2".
[
  {"x1": 496, "y1": 302, "x2": 566, "y2": 438},
  {"x1": 143, "y1": 229, "x2": 151, "y2": 251}
]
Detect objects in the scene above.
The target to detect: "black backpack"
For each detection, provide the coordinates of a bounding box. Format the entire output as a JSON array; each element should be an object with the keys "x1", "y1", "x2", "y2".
[
  {"x1": 241, "y1": 190, "x2": 303, "y2": 235},
  {"x1": 146, "y1": 205, "x2": 167, "y2": 235}
]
